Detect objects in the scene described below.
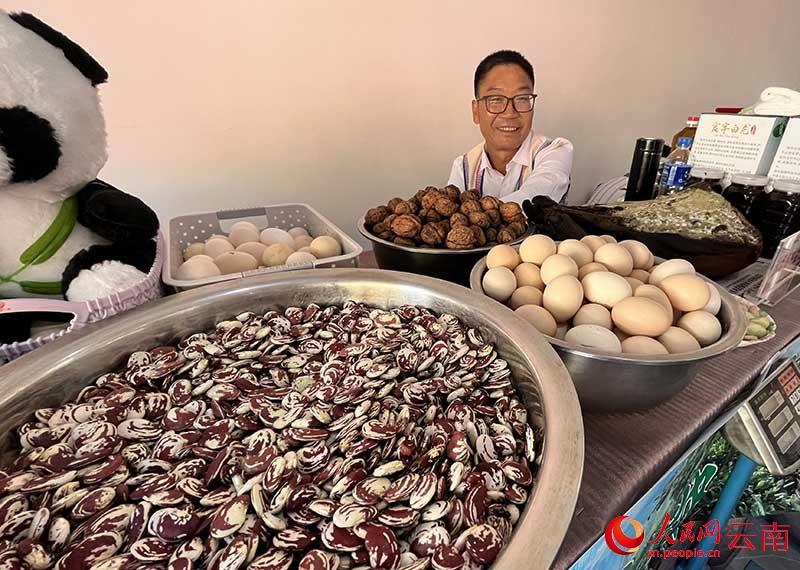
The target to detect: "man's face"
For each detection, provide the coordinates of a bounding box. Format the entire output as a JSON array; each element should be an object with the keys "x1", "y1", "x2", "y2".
[{"x1": 472, "y1": 64, "x2": 534, "y2": 154}]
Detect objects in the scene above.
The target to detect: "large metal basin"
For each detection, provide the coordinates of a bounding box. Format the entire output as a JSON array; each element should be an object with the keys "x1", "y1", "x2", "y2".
[
  {"x1": 0, "y1": 269, "x2": 584, "y2": 569},
  {"x1": 470, "y1": 258, "x2": 747, "y2": 412}
]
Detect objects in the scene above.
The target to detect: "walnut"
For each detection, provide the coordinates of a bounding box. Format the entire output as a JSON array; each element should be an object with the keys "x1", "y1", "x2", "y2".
[
  {"x1": 461, "y1": 190, "x2": 481, "y2": 202},
  {"x1": 372, "y1": 221, "x2": 388, "y2": 235},
  {"x1": 392, "y1": 200, "x2": 413, "y2": 215},
  {"x1": 436, "y1": 220, "x2": 451, "y2": 234},
  {"x1": 486, "y1": 209, "x2": 502, "y2": 227},
  {"x1": 421, "y1": 190, "x2": 443, "y2": 210},
  {"x1": 442, "y1": 185, "x2": 460, "y2": 202},
  {"x1": 486, "y1": 241, "x2": 498, "y2": 246},
  {"x1": 499, "y1": 202, "x2": 524, "y2": 223},
  {"x1": 377, "y1": 230, "x2": 393, "y2": 240},
  {"x1": 468, "y1": 211, "x2": 491, "y2": 229},
  {"x1": 387, "y1": 197, "x2": 404, "y2": 211},
  {"x1": 365, "y1": 206, "x2": 389, "y2": 225},
  {"x1": 508, "y1": 220, "x2": 528, "y2": 238},
  {"x1": 470, "y1": 225, "x2": 487, "y2": 247},
  {"x1": 507, "y1": 213, "x2": 526, "y2": 225},
  {"x1": 433, "y1": 197, "x2": 458, "y2": 217},
  {"x1": 384, "y1": 214, "x2": 397, "y2": 228},
  {"x1": 407, "y1": 198, "x2": 420, "y2": 214},
  {"x1": 446, "y1": 226, "x2": 477, "y2": 250},
  {"x1": 421, "y1": 222, "x2": 447, "y2": 246},
  {"x1": 450, "y1": 213, "x2": 469, "y2": 227},
  {"x1": 480, "y1": 196, "x2": 501, "y2": 211},
  {"x1": 420, "y1": 208, "x2": 442, "y2": 223},
  {"x1": 460, "y1": 200, "x2": 482, "y2": 215},
  {"x1": 497, "y1": 228, "x2": 515, "y2": 243},
  {"x1": 414, "y1": 186, "x2": 437, "y2": 204},
  {"x1": 394, "y1": 237, "x2": 417, "y2": 247},
  {"x1": 390, "y1": 214, "x2": 422, "y2": 238},
  {"x1": 485, "y1": 227, "x2": 498, "y2": 242}
]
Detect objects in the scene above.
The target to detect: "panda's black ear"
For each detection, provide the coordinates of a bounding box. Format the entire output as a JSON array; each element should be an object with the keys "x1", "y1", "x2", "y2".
[{"x1": 9, "y1": 12, "x2": 108, "y2": 86}]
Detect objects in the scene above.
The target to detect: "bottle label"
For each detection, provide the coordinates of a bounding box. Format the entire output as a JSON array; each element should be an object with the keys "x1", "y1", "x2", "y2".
[{"x1": 666, "y1": 164, "x2": 691, "y2": 188}]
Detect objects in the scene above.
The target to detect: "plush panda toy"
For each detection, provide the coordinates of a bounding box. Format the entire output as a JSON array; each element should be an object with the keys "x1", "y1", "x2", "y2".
[{"x1": 0, "y1": 12, "x2": 159, "y2": 313}]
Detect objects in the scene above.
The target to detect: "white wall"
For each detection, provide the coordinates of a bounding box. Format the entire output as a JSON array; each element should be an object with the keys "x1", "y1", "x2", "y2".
[{"x1": 9, "y1": 0, "x2": 800, "y2": 245}]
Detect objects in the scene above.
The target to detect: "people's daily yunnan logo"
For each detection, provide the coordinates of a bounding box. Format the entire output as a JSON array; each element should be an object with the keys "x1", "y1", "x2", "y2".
[{"x1": 604, "y1": 515, "x2": 645, "y2": 555}]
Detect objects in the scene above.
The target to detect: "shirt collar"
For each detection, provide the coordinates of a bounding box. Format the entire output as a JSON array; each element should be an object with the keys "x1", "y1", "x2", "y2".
[{"x1": 479, "y1": 131, "x2": 534, "y2": 174}]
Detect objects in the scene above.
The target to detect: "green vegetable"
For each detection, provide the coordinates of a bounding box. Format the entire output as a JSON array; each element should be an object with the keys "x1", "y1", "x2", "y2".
[
  {"x1": 751, "y1": 316, "x2": 771, "y2": 329},
  {"x1": 747, "y1": 323, "x2": 768, "y2": 338},
  {"x1": 18, "y1": 280, "x2": 63, "y2": 295},
  {"x1": 19, "y1": 196, "x2": 78, "y2": 265}
]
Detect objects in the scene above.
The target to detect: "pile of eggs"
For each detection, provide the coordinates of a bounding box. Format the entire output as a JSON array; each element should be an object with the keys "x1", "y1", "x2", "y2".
[
  {"x1": 481, "y1": 234, "x2": 723, "y2": 355},
  {"x1": 176, "y1": 222, "x2": 342, "y2": 280}
]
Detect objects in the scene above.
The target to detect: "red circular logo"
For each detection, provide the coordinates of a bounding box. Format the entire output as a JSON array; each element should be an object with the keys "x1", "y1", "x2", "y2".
[{"x1": 604, "y1": 515, "x2": 645, "y2": 555}]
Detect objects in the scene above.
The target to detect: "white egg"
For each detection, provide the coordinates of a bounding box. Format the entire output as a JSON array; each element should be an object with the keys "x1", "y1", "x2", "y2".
[
  {"x1": 519, "y1": 235, "x2": 556, "y2": 264},
  {"x1": 262, "y1": 243, "x2": 294, "y2": 267},
  {"x1": 310, "y1": 236, "x2": 342, "y2": 259},
  {"x1": 514, "y1": 263, "x2": 544, "y2": 290},
  {"x1": 619, "y1": 240, "x2": 654, "y2": 270},
  {"x1": 678, "y1": 311, "x2": 722, "y2": 347},
  {"x1": 580, "y1": 235, "x2": 608, "y2": 253},
  {"x1": 659, "y1": 274, "x2": 710, "y2": 312},
  {"x1": 629, "y1": 269, "x2": 650, "y2": 284},
  {"x1": 565, "y1": 324, "x2": 622, "y2": 352},
  {"x1": 294, "y1": 235, "x2": 314, "y2": 249},
  {"x1": 621, "y1": 336, "x2": 669, "y2": 355},
  {"x1": 204, "y1": 237, "x2": 234, "y2": 258},
  {"x1": 285, "y1": 251, "x2": 317, "y2": 266},
  {"x1": 187, "y1": 254, "x2": 214, "y2": 263},
  {"x1": 260, "y1": 228, "x2": 296, "y2": 249},
  {"x1": 703, "y1": 282, "x2": 721, "y2": 315},
  {"x1": 594, "y1": 243, "x2": 634, "y2": 276},
  {"x1": 298, "y1": 246, "x2": 313, "y2": 254},
  {"x1": 236, "y1": 242, "x2": 267, "y2": 262},
  {"x1": 543, "y1": 275, "x2": 583, "y2": 322},
  {"x1": 176, "y1": 257, "x2": 222, "y2": 280},
  {"x1": 600, "y1": 234, "x2": 617, "y2": 243},
  {"x1": 509, "y1": 286, "x2": 543, "y2": 309},
  {"x1": 557, "y1": 239, "x2": 594, "y2": 267},
  {"x1": 658, "y1": 327, "x2": 702, "y2": 354},
  {"x1": 515, "y1": 305, "x2": 558, "y2": 337},
  {"x1": 288, "y1": 227, "x2": 310, "y2": 238},
  {"x1": 572, "y1": 304, "x2": 613, "y2": 329},
  {"x1": 625, "y1": 277, "x2": 645, "y2": 292},
  {"x1": 183, "y1": 242, "x2": 205, "y2": 261},
  {"x1": 230, "y1": 221, "x2": 260, "y2": 234},
  {"x1": 649, "y1": 258, "x2": 695, "y2": 286},
  {"x1": 228, "y1": 226, "x2": 261, "y2": 247},
  {"x1": 635, "y1": 285, "x2": 674, "y2": 321},
  {"x1": 487, "y1": 245, "x2": 521, "y2": 270},
  {"x1": 482, "y1": 267, "x2": 517, "y2": 302},
  {"x1": 214, "y1": 251, "x2": 259, "y2": 274},
  {"x1": 581, "y1": 271, "x2": 632, "y2": 308},
  {"x1": 578, "y1": 262, "x2": 608, "y2": 280},
  {"x1": 540, "y1": 254, "x2": 579, "y2": 285}
]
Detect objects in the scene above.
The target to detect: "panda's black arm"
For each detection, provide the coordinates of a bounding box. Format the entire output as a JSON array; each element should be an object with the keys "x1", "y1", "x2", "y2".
[{"x1": 76, "y1": 179, "x2": 159, "y2": 244}]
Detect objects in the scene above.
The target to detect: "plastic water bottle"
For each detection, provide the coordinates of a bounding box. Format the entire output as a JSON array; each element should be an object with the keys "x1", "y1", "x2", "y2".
[{"x1": 657, "y1": 137, "x2": 693, "y2": 196}]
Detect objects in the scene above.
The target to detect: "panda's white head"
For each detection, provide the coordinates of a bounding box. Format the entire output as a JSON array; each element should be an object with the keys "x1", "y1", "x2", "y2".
[{"x1": 0, "y1": 11, "x2": 108, "y2": 203}]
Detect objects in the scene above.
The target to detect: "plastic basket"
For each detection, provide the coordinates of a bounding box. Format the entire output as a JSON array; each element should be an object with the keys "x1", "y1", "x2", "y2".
[
  {"x1": 164, "y1": 203, "x2": 362, "y2": 290},
  {"x1": 0, "y1": 233, "x2": 165, "y2": 364}
]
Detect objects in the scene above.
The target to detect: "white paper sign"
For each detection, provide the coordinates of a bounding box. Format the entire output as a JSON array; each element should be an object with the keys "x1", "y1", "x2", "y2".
[
  {"x1": 689, "y1": 114, "x2": 786, "y2": 175},
  {"x1": 768, "y1": 117, "x2": 800, "y2": 182}
]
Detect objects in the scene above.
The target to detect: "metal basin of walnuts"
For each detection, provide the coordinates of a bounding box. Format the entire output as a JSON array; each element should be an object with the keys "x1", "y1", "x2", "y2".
[{"x1": 0, "y1": 269, "x2": 584, "y2": 569}]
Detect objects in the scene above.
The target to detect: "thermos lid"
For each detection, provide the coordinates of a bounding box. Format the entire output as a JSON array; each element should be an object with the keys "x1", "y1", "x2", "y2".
[{"x1": 634, "y1": 138, "x2": 664, "y2": 153}]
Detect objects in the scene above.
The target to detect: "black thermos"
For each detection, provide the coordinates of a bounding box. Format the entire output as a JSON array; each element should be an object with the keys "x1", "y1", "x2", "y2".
[{"x1": 625, "y1": 138, "x2": 665, "y2": 201}]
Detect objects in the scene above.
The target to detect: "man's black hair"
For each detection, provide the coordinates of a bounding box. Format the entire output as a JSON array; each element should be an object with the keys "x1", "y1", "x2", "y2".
[{"x1": 474, "y1": 50, "x2": 534, "y2": 97}]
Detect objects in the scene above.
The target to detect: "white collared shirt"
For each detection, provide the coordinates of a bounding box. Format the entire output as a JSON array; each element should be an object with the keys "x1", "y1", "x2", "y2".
[{"x1": 446, "y1": 132, "x2": 573, "y2": 204}]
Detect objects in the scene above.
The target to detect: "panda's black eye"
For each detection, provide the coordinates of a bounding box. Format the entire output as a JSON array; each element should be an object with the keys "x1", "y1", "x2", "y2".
[{"x1": 0, "y1": 106, "x2": 62, "y2": 183}]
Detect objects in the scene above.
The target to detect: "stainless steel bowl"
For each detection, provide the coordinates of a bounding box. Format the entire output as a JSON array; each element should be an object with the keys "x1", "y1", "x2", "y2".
[
  {"x1": 0, "y1": 269, "x2": 584, "y2": 569},
  {"x1": 470, "y1": 257, "x2": 747, "y2": 412},
  {"x1": 357, "y1": 217, "x2": 527, "y2": 286}
]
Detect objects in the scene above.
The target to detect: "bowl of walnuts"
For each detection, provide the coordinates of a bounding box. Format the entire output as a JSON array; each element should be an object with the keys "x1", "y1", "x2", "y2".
[{"x1": 359, "y1": 185, "x2": 530, "y2": 285}]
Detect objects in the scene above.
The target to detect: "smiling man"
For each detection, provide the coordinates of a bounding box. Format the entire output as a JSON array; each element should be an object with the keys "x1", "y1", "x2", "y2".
[{"x1": 447, "y1": 50, "x2": 573, "y2": 204}]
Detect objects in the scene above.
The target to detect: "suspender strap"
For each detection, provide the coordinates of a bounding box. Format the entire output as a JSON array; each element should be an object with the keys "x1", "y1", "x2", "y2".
[
  {"x1": 461, "y1": 143, "x2": 485, "y2": 192},
  {"x1": 461, "y1": 134, "x2": 553, "y2": 194}
]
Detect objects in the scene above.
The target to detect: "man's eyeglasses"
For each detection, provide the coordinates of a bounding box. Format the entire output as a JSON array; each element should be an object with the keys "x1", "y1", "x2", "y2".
[{"x1": 477, "y1": 94, "x2": 538, "y2": 114}]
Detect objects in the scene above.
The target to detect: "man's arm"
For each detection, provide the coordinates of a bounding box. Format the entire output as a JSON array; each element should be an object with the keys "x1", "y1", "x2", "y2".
[
  {"x1": 446, "y1": 156, "x2": 466, "y2": 191},
  {"x1": 502, "y1": 138, "x2": 573, "y2": 203}
]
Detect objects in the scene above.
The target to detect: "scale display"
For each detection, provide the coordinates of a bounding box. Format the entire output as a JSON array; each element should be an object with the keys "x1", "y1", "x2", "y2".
[{"x1": 739, "y1": 359, "x2": 800, "y2": 475}]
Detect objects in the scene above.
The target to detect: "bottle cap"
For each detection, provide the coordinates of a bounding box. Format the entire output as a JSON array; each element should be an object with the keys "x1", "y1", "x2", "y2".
[
  {"x1": 687, "y1": 115, "x2": 700, "y2": 124},
  {"x1": 773, "y1": 179, "x2": 800, "y2": 194},
  {"x1": 689, "y1": 166, "x2": 724, "y2": 180},
  {"x1": 677, "y1": 137, "x2": 692, "y2": 148},
  {"x1": 731, "y1": 173, "x2": 769, "y2": 186}
]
